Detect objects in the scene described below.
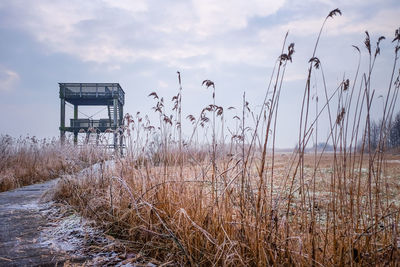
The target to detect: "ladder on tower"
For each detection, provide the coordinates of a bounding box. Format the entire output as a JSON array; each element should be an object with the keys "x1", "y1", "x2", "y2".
[{"x1": 107, "y1": 102, "x2": 119, "y2": 127}]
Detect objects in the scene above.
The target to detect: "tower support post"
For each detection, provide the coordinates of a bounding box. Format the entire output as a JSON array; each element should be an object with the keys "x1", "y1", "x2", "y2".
[
  {"x1": 60, "y1": 98, "x2": 65, "y2": 144},
  {"x1": 113, "y1": 98, "x2": 118, "y2": 151},
  {"x1": 73, "y1": 105, "x2": 78, "y2": 145},
  {"x1": 119, "y1": 103, "x2": 124, "y2": 155}
]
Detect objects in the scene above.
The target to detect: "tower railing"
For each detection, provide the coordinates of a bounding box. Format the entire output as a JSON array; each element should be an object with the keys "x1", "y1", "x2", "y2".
[{"x1": 60, "y1": 83, "x2": 125, "y2": 105}]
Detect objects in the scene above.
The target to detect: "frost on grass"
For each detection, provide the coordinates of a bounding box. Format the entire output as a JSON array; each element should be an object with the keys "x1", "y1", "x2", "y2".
[
  {"x1": 38, "y1": 202, "x2": 157, "y2": 266},
  {"x1": 38, "y1": 203, "x2": 95, "y2": 255}
]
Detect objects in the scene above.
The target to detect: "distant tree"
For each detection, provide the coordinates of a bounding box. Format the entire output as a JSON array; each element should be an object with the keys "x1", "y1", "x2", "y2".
[
  {"x1": 370, "y1": 121, "x2": 380, "y2": 151},
  {"x1": 361, "y1": 120, "x2": 381, "y2": 152},
  {"x1": 389, "y1": 112, "x2": 400, "y2": 148}
]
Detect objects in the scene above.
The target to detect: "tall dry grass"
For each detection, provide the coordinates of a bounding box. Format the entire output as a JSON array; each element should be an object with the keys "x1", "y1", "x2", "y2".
[
  {"x1": 0, "y1": 135, "x2": 107, "y2": 192},
  {"x1": 52, "y1": 10, "x2": 400, "y2": 266}
]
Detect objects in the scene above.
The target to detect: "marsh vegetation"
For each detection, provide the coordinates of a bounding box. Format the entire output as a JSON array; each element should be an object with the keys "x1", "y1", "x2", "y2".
[{"x1": 3, "y1": 8, "x2": 400, "y2": 266}]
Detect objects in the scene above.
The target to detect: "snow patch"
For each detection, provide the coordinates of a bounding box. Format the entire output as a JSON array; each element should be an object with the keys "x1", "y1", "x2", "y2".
[{"x1": 38, "y1": 203, "x2": 102, "y2": 257}]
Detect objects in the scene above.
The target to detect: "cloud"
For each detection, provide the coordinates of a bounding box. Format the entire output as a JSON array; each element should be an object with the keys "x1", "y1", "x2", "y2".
[
  {"x1": 275, "y1": 7, "x2": 400, "y2": 38},
  {"x1": 0, "y1": 66, "x2": 20, "y2": 92},
  {"x1": 0, "y1": 0, "x2": 397, "y2": 77},
  {"x1": 331, "y1": 9, "x2": 400, "y2": 37},
  {"x1": 191, "y1": 0, "x2": 285, "y2": 36},
  {"x1": 158, "y1": 80, "x2": 168, "y2": 88},
  {"x1": 0, "y1": 0, "x2": 285, "y2": 67},
  {"x1": 102, "y1": 0, "x2": 148, "y2": 13}
]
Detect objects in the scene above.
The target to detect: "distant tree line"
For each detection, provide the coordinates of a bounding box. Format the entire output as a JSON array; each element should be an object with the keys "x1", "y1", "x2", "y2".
[
  {"x1": 310, "y1": 110, "x2": 400, "y2": 153},
  {"x1": 368, "y1": 110, "x2": 400, "y2": 152},
  {"x1": 390, "y1": 112, "x2": 400, "y2": 148}
]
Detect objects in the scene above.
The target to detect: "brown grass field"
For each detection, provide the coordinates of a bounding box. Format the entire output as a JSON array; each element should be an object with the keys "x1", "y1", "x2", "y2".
[
  {"x1": 0, "y1": 135, "x2": 107, "y2": 192},
  {"x1": 52, "y1": 151, "x2": 400, "y2": 266}
]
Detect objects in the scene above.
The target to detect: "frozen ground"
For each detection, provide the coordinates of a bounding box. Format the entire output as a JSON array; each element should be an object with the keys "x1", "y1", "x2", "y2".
[
  {"x1": 0, "y1": 161, "x2": 156, "y2": 266},
  {"x1": 0, "y1": 179, "x2": 78, "y2": 266}
]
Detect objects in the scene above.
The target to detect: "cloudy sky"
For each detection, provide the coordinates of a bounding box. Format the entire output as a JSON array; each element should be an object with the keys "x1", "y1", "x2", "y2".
[{"x1": 0, "y1": 0, "x2": 399, "y2": 147}]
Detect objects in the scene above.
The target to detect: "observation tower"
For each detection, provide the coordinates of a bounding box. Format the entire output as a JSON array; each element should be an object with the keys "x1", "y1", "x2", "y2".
[{"x1": 59, "y1": 83, "x2": 125, "y2": 152}]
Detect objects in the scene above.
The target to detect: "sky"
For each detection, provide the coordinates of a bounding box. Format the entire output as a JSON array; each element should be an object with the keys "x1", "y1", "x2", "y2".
[{"x1": 0, "y1": 0, "x2": 399, "y2": 148}]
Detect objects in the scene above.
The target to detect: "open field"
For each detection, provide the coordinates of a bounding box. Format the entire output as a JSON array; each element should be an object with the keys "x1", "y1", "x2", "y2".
[{"x1": 52, "y1": 152, "x2": 400, "y2": 266}]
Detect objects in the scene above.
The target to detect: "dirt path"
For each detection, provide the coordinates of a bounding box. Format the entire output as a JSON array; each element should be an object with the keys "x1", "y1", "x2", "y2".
[{"x1": 0, "y1": 179, "x2": 78, "y2": 266}]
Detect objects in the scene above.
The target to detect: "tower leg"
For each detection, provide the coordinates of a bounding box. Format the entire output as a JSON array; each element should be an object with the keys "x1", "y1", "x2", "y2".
[
  {"x1": 73, "y1": 105, "x2": 78, "y2": 145},
  {"x1": 119, "y1": 103, "x2": 124, "y2": 156},
  {"x1": 119, "y1": 133, "x2": 123, "y2": 156},
  {"x1": 60, "y1": 98, "x2": 65, "y2": 144},
  {"x1": 113, "y1": 98, "x2": 118, "y2": 151}
]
